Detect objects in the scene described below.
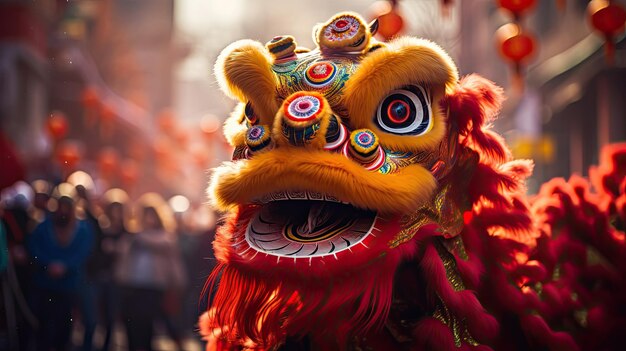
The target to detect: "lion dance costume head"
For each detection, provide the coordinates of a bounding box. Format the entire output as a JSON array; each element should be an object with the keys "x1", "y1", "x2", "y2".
[{"x1": 201, "y1": 12, "x2": 626, "y2": 351}]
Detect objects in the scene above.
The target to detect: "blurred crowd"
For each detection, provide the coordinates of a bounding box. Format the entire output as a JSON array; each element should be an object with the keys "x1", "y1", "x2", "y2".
[{"x1": 0, "y1": 174, "x2": 217, "y2": 351}]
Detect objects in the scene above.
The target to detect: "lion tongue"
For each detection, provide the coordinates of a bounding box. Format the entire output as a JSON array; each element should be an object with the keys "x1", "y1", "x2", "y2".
[{"x1": 299, "y1": 202, "x2": 331, "y2": 234}]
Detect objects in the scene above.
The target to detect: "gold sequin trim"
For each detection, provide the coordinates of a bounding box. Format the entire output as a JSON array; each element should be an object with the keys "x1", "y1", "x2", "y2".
[
  {"x1": 433, "y1": 297, "x2": 479, "y2": 347},
  {"x1": 434, "y1": 238, "x2": 465, "y2": 292}
]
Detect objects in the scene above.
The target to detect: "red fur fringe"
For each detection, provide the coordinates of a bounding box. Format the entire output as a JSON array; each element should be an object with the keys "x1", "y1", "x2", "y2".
[
  {"x1": 206, "y1": 209, "x2": 422, "y2": 349},
  {"x1": 443, "y1": 74, "x2": 508, "y2": 164}
]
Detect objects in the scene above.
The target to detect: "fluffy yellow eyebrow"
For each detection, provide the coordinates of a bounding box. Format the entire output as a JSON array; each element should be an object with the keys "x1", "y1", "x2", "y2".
[
  {"x1": 214, "y1": 40, "x2": 279, "y2": 126},
  {"x1": 341, "y1": 37, "x2": 459, "y2": 151}
]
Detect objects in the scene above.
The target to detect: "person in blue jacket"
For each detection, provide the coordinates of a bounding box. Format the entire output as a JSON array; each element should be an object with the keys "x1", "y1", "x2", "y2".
[{"x1": 28, "y1": 183, "x2": 94, "y2": 351}]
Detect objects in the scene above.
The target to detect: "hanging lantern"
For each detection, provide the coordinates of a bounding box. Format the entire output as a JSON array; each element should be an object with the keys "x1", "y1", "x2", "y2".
[
  {"x1": 158, "y1": 109, "x2": 177, "y2": 136},
  {"x1": 120, "y1": 159, "x2": 140, "y2": 188},
  {"x1": 81, "y1": 86, "x2": 100, "y2": 127},
  {"x1": 200, "y1": 114, "x2": 221, "y2": 141},
  {"x1": 99, "y1": 103, "x2": 117, "y2": 139},
  {"x1": 99, "y1": 103, "x2": 116, "y2": 123},
  {"x1": 81, "y1": 86, "x2": 100, "y2": 109},
  {"x1": 98, "y1": 148, "x2": 120, "y2": 180},
  {"x1": 496, "y1": 23, "x2": 537, "y2": 90},
  {"x1": 154, "y1": 137, "x2": 177, "y2": 175},
  {"x1": 128, "y1": 141, "x2": 146, "y2": 162},
  {"x1": 497, "y1": 0, "x2": 537, "y2": 20},
  {"x1": 153, "y1": 138, "x2": 171, "y2": 161},
  {"x1": 56, "y1": 140, "x2": 82, "y2": 172},
  {"x1": 369, "y1": 0, "x2": 404, "y2": 41},
  {"x1": 174, "y1": 128, "x2": 190, "y2": 149},
  {"x1": 190, "y1": 143, "x2": 211, "y2": 169},
  {"x1": 46, "y1": 111, "x2": 69, "y2": 142},
  {"x1": 588, "y1": 0, "x2": 626, "y2": 63}
]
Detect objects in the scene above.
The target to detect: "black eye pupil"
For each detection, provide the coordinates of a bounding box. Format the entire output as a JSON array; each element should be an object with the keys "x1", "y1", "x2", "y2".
[
  {"x1": 392, "y1": 103, "x2": 405, "y2": 117},
  {"x1": 387, "y1": 100, "x2": 409, "y2": 123}
]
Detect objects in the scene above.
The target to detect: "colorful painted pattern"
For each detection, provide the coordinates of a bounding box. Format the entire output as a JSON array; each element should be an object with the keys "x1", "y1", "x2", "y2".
[
  {"x1": 305, "y1": 62, "x2": 337, "y2": 88},
  {"x1": 350, "y1": 129, "x2": 378, "y2": 156},
  {"x1": 323, "y1": 16, "x2": 360, "y2": 42},
  {"x1": 272, "y1": 51, "x2": 359, "y2": 113},
  {"x1": 285, "y1": 94, "x2": 323, "y2": 122},
  {"x1": 245, "y1": 125, "x2": 272, "y2": 152},
  {"x1": 281, "y1": 120, "x2": 321, "y2": 146}
]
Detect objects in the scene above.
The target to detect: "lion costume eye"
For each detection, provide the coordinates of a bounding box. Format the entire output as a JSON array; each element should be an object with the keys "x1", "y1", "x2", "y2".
[{"x1": 374, "y1": 85, "x2": 432, "y2": 136}]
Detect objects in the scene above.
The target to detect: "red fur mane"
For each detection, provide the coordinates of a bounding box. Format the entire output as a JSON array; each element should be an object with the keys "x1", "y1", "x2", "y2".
[{"x1": 201, "y1": 74, "x2": 626, "y2": 351}]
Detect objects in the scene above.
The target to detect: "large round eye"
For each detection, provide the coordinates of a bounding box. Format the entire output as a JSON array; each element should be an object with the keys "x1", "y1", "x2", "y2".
[{"x1": 374, "y1": 85, "x2": 432, "y2": 135}]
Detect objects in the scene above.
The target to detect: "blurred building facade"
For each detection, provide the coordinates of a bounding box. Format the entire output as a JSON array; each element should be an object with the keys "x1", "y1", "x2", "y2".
[
  {"x1": 0, "y1": 1, "x2": 50, "y2": 160},
  {"x1": 458, "y1": 0, "x2": 626, "y2": 191},
  {"x1": 0, "y1": 0, "x2": 210, "y2": 200}
]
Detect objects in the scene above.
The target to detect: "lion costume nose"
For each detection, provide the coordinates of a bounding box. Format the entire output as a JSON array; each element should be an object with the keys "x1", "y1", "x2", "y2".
[{"x1": 276, "y1": 91, "x2": 335, "y2": 149}]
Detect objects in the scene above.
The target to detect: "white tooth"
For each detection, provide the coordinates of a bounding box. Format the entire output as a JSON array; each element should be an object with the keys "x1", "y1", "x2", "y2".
[
  {"x1": 288, "y1": 191, "x2": 306, "y2": 200},
  {"x1": 272, "y1": 191, "x2": 288, "y2": 201},
  {"x1": 307, "y1": 191, "x2": 323, "y2": 201},
  {"x1": 324, "y1": 194, "x2": 340, "y2": 203}
]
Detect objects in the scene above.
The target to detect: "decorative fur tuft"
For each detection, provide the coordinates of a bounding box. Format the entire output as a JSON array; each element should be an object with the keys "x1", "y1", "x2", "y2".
[
  {"x1": 444, "y1": 75, "x2": 509, "y2": 164},
  {"x1": 214, "y1": 40, "x2": 278, "y2": 125}
]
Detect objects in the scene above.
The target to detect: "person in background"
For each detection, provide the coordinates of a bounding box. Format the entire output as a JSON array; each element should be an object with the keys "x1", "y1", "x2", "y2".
[
  {"x1": 27, "y1": 183, "x2": 94, "y2": 351},
  {"x1": 68, "y1": 171, "x2": 100, "y2": 351},
  {"x1": 116, "y1": 193, "x2": 187, "y2": 351},
  {"x1": 0, "y1": 212, "x2": 7, "y2": 272},
  {"x1": 94, "y1": 188, "x2": 130, "y2": 351},
  {"x1": 30, "y1": 180, "x2": 51, "y2": 226},
  {"x1": 1, "y1": 181, "x2": 36, "y2": 351},
  {"x1": 177, "y1": 205, "x2": 217, "y2": 343}
]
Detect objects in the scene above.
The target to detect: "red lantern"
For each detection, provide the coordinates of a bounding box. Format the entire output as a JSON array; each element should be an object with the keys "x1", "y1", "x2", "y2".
[
  {"x1": 128, "y1": 141, "x2": 146, "y2": 162},
  {"x1": 496, "y1": 23, "x2": 537, "y2": 89},
  {"x1": 56, "y1": 140, "x2": 82, "y2": 172},
  {"x1": 200, "y1": 114, "x2": 220, "y2": 141},
  {"x1": 154, "y1": 138, "x2": 171, "y2": 161},
  {"x1": 588, "y1": 0, "x2": 626, "y2": 62},
  {"x1": 98, "y1": 148, "x2": 119, "y2": 179},
  {"x1": 190, "y1": 144, "x2": 211, "y2": 169},
  {"x1": 81, "y1": 86, "x2": 100, "y2": 109},
  {"x1": 153, "y1": 138, "x2": 176, "y2": 173},
  {"x1": 497, "y1": 0, "x2": 537, "y2": 19},
  {"x1": 369, "y1": 1, "x2": 404, "y2": 41},
  {"x1": 99, "y1": 103, "x2": 116, "y2": 123},
  {"x1": 498, "y1": 30, "x2": 536, "y2": 63},
  {"x1": 120, "y1": 159, "x2": 140, "y2": 187},
  {"x1": 174, "y1": 128, "x2": 190, "y2": 149},
  {"x1": 98, "y1": 103, "x2": 116, "y2": 139},
  {"x1": 158, "y1": 110, "x2": 177, "y2": 136},
  {"x1": 81, "y1": 86, "x2": 100, "y2": 127},
  {"x1": 46, "y1": 111, "x2": 68, "y2": 141}
]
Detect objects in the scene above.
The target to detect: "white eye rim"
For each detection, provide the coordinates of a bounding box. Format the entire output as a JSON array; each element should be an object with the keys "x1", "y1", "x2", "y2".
[{"x1": 375, "y1": 85, "x2": 432, "y2": 135}]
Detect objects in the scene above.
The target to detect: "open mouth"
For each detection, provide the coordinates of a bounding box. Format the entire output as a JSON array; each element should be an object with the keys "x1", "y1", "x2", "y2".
[{"x1": 246, "y1": 191, "x2": 377, "y2": 258}]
